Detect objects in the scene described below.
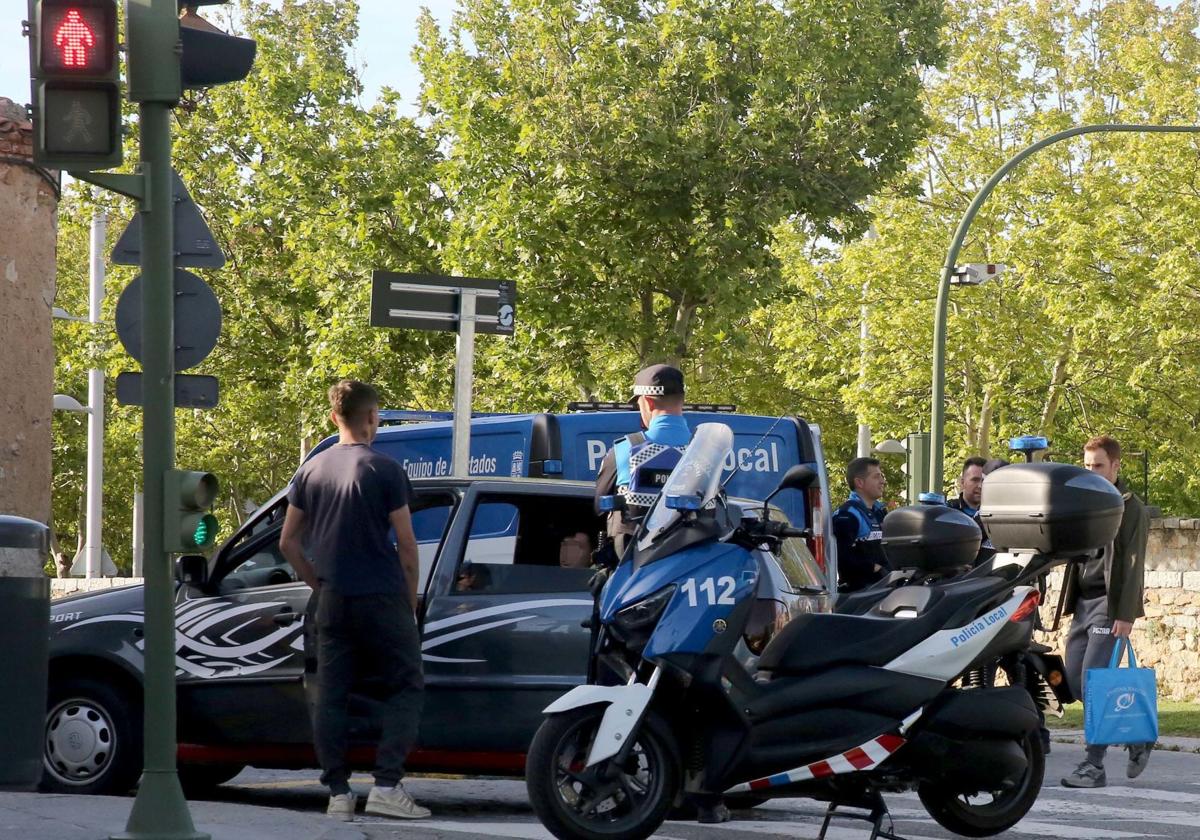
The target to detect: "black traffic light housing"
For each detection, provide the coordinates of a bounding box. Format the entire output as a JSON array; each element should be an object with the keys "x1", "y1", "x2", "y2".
[
  {"x1": 179, "y1": 5, "x2": 257, "y2": 89},
  {"x1": 26, "y1": 0, "x2": 122, "y2": 170}
]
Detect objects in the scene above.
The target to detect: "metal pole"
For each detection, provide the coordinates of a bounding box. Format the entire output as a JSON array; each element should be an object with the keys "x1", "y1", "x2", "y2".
[
  {"x1": 115, "y1": 86, "x2": 206, "y2": 840},
  {"x1": 132, "y1": 490, "x2": 144, "y2": 577},
  {"x1": 928, "y1": 124, "x2": 1200, "y2": 495},
  {"x1": 452, "y1": 289, "x2": 477, "y2": 477},
  {"x1": 857, "y1": 281, "x2": 871, "y2": 458},
  {"x1": 84, "y1": 210, "x2": 107, "y2": 578}
]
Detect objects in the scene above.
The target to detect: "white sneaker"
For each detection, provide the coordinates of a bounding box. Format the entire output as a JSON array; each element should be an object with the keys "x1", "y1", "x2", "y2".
[
  {"x1": 326, "y1": 792, "x2": 358, "y2": 821},
  {"x1": 365, "y1": 784, "x2": 431, "y2": 819}
]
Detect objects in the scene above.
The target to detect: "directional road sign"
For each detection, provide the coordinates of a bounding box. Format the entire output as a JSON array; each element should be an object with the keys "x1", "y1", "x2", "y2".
[
  {"x1": 114, "y1": 372, "x2": 219, "y2": 410},
  {"x1": 370, "y1": 272, "x2": 516, "y2": 335},
  {"x1": 115, "y1": 269, "x2": 222, "y2": 370},
  {"x1": 111, "y1": 169, "x2": 225, "y2": 268}
]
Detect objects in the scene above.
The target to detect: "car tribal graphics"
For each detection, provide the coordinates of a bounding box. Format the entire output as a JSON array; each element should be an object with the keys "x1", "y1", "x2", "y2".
[
  {"x1": 726, "y1": 710, "x2": 923, "y2": 793},
  {"x1": 66, "y1": 594, "x2": 306, "y2": 679},
  {"x1": 421, "y1": 599, "x2": 592, "y2": 663},
  {"x1": 64, "y1": 594, "x2": 592, "y2": 674}
]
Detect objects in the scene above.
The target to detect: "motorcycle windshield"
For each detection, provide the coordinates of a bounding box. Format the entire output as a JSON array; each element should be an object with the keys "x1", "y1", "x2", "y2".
[{"x1": 638, "y1": 423, "x2": 735, "y2": 551}]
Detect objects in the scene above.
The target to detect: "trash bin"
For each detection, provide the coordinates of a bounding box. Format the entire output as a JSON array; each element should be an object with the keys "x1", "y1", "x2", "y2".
[{"x1": 0, "y1": 515, "x2": 50, "y2": 790}]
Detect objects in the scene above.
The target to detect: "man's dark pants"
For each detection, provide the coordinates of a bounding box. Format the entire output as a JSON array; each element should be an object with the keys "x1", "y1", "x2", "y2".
[
  {"x1": 1064, "y1": 594, "x2": 1149, "y2": 766},
  {"x1": 313, "y1": 591, "x2": 424, "y2": 794}
]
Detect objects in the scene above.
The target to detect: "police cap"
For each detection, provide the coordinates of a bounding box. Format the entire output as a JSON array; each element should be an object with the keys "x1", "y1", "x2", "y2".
[{"x1": 630, "y1": 364, "x2": 685, "y2": 404}]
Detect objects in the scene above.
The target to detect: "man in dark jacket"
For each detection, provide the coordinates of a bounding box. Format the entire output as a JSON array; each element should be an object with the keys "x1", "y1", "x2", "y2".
[
  {"x1": 832, "y1": 457, "x2": 889, "y2": 591},
  {"x1": 948, "y1": 456, "x2": 997, "y2": 566},
  {"x1": 1060, "y1": 435, "x2": 1151, "y2": 789}
]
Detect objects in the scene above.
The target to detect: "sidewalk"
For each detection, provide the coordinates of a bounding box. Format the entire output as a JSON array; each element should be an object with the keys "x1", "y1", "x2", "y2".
[
  {"x1": 0, "y1": 792, "x2": 369, "y2": 840},
  {"x1": 1051, "y1": 728, "x2": 1200, "y2": 753}
]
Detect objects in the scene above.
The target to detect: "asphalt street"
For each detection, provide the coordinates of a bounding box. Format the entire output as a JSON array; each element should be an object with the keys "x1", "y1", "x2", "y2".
[{"x1": 196, "y1": 745, "x2": 1200, "y2": 839}]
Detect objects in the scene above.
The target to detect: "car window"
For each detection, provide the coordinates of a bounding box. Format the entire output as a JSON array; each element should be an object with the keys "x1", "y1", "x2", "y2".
[
  {"x1": 219, "y1": 529, "x2": 295, "y2": 593},
  {"x1": 453, "y1": 494, "x2": 601, "y2": 595},
  {"x1": 412, "y1": 496, "x2": 456, "y2": 587}
]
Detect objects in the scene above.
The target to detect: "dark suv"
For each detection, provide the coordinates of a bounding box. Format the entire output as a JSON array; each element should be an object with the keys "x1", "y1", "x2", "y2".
[{"x1": 45, "y1": 475, "x2": 829, "y2": 795}]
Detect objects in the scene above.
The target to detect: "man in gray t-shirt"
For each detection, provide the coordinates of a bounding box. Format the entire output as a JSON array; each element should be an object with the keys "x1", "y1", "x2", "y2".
[{"x1": 280, "y1": 380, "x2": 429, "y2": 821}]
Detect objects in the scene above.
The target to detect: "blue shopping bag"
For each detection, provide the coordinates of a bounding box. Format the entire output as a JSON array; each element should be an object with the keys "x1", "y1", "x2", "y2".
[{"x1": 1084, "y1": 638, "x2": 1158, "y2": 746}]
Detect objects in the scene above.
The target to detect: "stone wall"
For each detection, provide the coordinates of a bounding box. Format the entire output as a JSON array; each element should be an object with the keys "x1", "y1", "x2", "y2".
[
  {"x1": 51, "y1": 577, "x2": 142, "y2": 599},
  {"x1": 0, "y1": 96, "x2": 57, "y2": 525},
  {"x1": 1037, "y1": 518, "x2": 1200, "y2": 703}
]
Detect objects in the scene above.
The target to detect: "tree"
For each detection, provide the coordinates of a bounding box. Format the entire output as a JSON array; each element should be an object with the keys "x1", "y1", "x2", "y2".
[
  {"x1": 414, "y1": 0, "x2": 945, "y2": 400},
  {"x1": 768, "y1": 0, "x2": 1200, "y2": 511}
]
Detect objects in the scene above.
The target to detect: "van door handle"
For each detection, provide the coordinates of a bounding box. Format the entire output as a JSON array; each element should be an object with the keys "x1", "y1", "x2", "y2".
[{"x1": 273, "y1": 608, "x2": 297, "y2": 626}]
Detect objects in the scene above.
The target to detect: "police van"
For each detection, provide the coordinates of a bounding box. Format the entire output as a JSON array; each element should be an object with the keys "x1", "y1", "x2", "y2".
[
  {"x1": 42, "y1": 407, "x2": 834, "y2": 795},
  {"x1": 319, "y1": 405, "x2": 835, "y2": 581}
]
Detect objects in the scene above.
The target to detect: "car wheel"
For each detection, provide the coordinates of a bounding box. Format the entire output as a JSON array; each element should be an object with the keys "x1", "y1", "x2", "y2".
[{"x1": 43, "y1": 676, "x2": 142, "y2": 795}]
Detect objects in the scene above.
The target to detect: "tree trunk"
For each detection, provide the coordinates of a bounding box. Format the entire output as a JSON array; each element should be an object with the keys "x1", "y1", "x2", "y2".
[
  {"x1": 638, "y1": 291, "x2": 655, "y2": 364},
  {"x1": 1039, "y1": 331, "x2": 1074, "y2": 438},
  {"x1": 978, "y1": 388, "x2": 994, "y2": 458},
  {"x1": 668, "y1": 299, "x2": 697, "y2": 367}
]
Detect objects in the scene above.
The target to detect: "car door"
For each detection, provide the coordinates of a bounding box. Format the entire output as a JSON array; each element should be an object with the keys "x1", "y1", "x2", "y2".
[
  {"x1": 175, "y1": 495, "x2": 314, "y2": 746},
  {"x1": 417, "y1": 481, "x2": 600, "y2": 754}
]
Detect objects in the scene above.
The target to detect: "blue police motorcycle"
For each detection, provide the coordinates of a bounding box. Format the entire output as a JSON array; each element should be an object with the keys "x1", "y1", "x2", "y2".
[{"x1": 527, "y1": 423, "x2": 1123, "y2": 840}]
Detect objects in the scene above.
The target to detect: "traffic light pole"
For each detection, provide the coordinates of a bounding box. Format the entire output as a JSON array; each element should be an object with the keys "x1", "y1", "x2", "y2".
[{"x1": 115, "y1": 98, "x2": 205, "y2": 840}]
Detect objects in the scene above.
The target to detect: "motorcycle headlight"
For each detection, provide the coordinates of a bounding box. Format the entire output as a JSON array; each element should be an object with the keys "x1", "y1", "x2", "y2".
[{"x1": 612, "y1": 585, "x2": 677, "y2": 637}]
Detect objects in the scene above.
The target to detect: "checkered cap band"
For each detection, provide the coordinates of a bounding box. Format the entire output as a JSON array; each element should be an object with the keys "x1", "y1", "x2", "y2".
[{"x1": 632, "y1": 384, "x2": 666, "y2": 396}]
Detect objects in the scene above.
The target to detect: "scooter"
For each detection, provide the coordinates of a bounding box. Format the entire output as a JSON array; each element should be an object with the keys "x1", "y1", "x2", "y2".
[{"x1": 526, "y1": 423, "x2": 1123, "y2": 840}]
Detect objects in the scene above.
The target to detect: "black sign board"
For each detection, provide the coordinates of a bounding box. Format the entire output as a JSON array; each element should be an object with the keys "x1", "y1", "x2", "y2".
[
  {"x1": 111, "y1": 169, "x2": 226, "y2": 268},
  {"x1": 115, "y1": 269, "x2": 223, "y2": 370},
  {"x1": 370, "y1": 272, "x2": 516, "y2": 335},
  {"x1": 115, "y1": 372, "x2": 219, "y2": 410}
]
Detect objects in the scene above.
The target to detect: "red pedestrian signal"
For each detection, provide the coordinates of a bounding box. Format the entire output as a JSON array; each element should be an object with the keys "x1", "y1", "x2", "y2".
[
  {"x1": 37, "y1": 2, "x2": 115, "y2": 74},
  {"x1": 54, "y1": 9, "x2": 97, "y2": 68},
  {"x1": 26, "y1": 0, "x2": 121, "y2": 170}
]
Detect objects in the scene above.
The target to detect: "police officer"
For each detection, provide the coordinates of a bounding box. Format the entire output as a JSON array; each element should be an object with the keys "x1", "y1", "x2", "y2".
[
  {"x1": 832, "y1": 457, "x2": 889, "y2": 591},
  {"x1": 593, "y1": 364, "x2": 691, "y2": 556},
  {"x1": 592, "y1": 365, "x2": 731, "y2": 825},
  {"x1": 948, "y1": 456, "x2": 997, "y2": 566}
]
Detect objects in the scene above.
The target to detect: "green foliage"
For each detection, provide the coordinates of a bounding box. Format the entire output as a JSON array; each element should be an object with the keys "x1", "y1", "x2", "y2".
[
  {"x1": 414, "y1": 0, "x2": 945, "y2": 398},
  {"x1": 768, "y1": 0, "x2": 1200, "y2": 510},
  {"x1": 50, "y1": 0, "x2": 942, "y2": 569}
]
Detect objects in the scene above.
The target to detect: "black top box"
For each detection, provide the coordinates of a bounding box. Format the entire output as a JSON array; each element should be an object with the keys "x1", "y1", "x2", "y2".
[
  {"x1": 882, "y1": 504, "x2": 982, "y2": 571},
  {"x1": 979, "y1": 462, "x2": 1123, "y2": 554}
]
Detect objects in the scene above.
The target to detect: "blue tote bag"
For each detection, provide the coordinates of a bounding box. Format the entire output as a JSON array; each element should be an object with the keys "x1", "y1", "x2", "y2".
[{"x1": 1084, "y1": 638, "x2": 1158, "y2": 746}]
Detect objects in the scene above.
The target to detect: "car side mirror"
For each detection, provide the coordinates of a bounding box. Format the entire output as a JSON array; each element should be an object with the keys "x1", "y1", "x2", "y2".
[{"x1": 176, "y1": 554, "x2": 209, "y2": 587}]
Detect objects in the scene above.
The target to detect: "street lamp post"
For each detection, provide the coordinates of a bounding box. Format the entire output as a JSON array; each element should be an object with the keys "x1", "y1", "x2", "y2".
[{"x1": 927, "y1": 124, "x2": 1200, "y2": 495}]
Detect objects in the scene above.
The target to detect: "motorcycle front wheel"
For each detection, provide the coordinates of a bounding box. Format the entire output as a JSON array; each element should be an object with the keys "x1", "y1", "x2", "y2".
[
  {"x1": 917, "y1": 730, "x2": 1045, "y2": 837},
  {"x1": 526, "y1": 705, "x2": 680, "y2": 840}
]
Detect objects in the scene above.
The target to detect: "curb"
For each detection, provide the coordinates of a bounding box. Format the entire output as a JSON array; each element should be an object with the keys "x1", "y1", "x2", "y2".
[{"x1": 1050, "y1": 730, "x2": 1200, "y2": 755}]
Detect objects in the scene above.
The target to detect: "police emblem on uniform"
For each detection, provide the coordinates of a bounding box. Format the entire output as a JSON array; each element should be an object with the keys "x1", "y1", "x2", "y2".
[{"x1": 713, "y1": 619, "x2": 728, "y2": 633}]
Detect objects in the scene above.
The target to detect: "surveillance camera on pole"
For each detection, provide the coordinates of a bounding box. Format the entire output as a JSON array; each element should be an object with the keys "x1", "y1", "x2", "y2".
[{"x1": 950, "y1": 263, "x2": 1007, "y2": 287}]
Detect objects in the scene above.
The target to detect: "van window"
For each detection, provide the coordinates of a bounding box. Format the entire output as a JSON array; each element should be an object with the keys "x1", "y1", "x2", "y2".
[{"x1": 453, "y1": 494, "x2": 602, "y2": 595}]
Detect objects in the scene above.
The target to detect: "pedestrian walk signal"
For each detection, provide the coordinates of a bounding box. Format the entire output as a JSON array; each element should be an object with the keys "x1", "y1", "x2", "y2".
[{"x1": 26, "y1": 0, "x2": 122, "y2": 170}]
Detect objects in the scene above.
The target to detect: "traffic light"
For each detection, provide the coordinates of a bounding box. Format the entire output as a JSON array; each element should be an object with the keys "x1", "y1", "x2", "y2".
[
  {"x1": 179, "y1": 6, "x2": 257, "y2": 89},
  {"x1": 902, "y1": 432, "x2": 930, "y2": 504},
  {"x1": 164, "y1": 469, "x2": 219, "y2": 552},
  {"x1": 26, "y1": 0, "x2": 122, "y2": 170}
]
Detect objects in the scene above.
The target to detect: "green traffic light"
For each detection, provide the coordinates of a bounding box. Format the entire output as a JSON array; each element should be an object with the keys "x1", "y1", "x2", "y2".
[{"x1": 192, "y1": 518, "x2": 209, "y2": 547}]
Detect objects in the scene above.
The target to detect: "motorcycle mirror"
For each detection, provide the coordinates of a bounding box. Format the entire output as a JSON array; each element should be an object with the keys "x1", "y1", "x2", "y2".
[{"x1": 762, "y1": 465, "x2": 817, "y2": 516}]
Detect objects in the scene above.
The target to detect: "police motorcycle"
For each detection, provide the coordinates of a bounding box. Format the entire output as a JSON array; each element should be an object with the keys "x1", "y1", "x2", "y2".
[
  {"x1": 836, "y1": 437, "x2": 1074, "y2": 725},
  {"x1": 526, "y1": 423, "x2": 1125, "y2": 840}
]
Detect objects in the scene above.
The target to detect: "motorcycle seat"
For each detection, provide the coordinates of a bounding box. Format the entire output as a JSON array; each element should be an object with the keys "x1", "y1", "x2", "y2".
[
  {"x1": 758, "y1": 577, "x2": 1002, "y2": 676},
  {"x1": 869, "y1": 585, "x2": 939, "y2": 618}
]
